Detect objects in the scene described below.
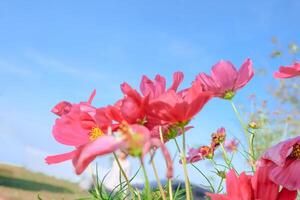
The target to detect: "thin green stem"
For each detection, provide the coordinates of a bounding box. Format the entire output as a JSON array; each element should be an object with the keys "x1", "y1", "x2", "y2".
[
  {"x1": 159, "y1": 126, "x2": 173, "y2": 200},
  {"x1": 113, "y1": 152, "x2": 135, "y2": 199},
  {"x1": 220, "y1": 143, "x2": 232, "y2": 169},
  {"x1": 191, "y1": 163, "x2": 215, "y2": 193},
  {"x1": 140, "y1": 158, "x2": 151, "y2": 200},
  {"x1": 168, "y1": 179, "x2": 173, "y2": 200},
  {"x1": 216, "y1": 178, "x2": 224, "y2": 193},
  {"x1": 174, "y1": 133, "x2": 192, "y2": 200},
  {"x1": 230, "y1": 100, "x2": 255, "y2": 172},
  {"x1": 150, "y1": 152, "x2": 167, "y2": 200}
]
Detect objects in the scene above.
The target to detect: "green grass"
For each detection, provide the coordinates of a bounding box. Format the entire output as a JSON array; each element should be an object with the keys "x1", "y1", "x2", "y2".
[{"x1": 0, "y1": 163, "x2": 89, "y2": 200}]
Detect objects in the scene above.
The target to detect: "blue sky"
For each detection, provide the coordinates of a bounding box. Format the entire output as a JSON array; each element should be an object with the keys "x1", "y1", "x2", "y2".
[{"x1": 0, "y1": 0, "x2": 299, "y2": 185}]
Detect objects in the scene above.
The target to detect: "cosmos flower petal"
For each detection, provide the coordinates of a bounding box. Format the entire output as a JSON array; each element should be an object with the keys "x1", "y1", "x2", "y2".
[
  {"x1": 270, "y1": 159, "x2": 300, "y2": 191},
  {"x1": 274, "y1": 62, "x2": 300, "y2": 79},
  {"x1": 235, "y1": 59, "x2": 254, "y2": 90},
  {"x1": 211, "y1": 60, "x2": 238, "y2": 91},
  {"x1": 72, "y1": 136, "x2": 126, "y2": 175},
  {"x1": 45, "y1": 150, "x2": 77, "y2": 164}
]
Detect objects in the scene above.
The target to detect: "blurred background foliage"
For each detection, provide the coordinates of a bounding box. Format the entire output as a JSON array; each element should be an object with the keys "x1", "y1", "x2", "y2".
[{"x1": 246, "y1": 37, "x2": 299, "y2": 158}]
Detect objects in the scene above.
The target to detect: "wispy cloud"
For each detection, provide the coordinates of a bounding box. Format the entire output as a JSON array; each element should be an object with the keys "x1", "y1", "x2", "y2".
[
  {"x1": 0, "y1": 59, "x2": 37, "y2": 78},
  {"x1": 24, "y1": 49, "x2": 105, "y2": 82}
]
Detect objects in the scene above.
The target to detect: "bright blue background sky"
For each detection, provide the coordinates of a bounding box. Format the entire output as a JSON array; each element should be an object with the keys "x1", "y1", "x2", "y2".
[{"x1": 0, "y1": 0, "x2": 299, "y2": 186}]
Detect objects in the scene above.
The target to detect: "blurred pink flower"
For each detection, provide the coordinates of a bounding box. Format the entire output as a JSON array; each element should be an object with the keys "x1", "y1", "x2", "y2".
[
  {"x1": 224, "y1": 139, "x2": 239, "y2": 153},
  {"x1": 259, "y1": 136, "x2": 300, "y2": 191},
  {"x1": 184, "y1": 146, "x2": 214, "y2": 164},
  {"x1": 207, "y1": 169, "x2": 297, "y2": 200},
  {"x1": 211, "y1": 127, "x2": 226, "y2": 148},
  {"x1": 274, "y1": 62, "x2": 300, "y2": 78},
  {"x1": 51, "y1": 101, "x2": 72, "y2": 116},
  {"x1": 73, "y1": 124, "x2": 173, "y2": 178},
  {"x1": 196, "y1": 58, "x2": 254, "y2": 99}
]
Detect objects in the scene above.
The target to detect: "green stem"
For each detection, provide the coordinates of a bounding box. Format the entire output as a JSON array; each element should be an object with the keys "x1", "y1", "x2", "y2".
[
  {"x1": 141, "y1": 158, "x2": 151, "y2": 200},
  {"x1": 230, "y1": 100, "x2": 255, "y2": 172},
  {"x1": 158, "y1": 126, "x2": 173, "y2": 200},
  {"x1": 220, "y1": 143, "x2": 232, "y2": 169},
  {"x1": 216, "y1": 178, "x2": 224, "y2": 193},
  {"x1": 113, "y1": 152, "x2": 135, "y2": 199},
  {"x1": 191, "y1": 163, "x2": 215, "y2": 193},
  {"x1": 150, "y1": 153, "x2": 167, "y2": 200},
  {"x1": 174, "y1": 134, "x2": 192, "y2": 200},
  {"x1": 168, "y1": 179, "x2": 173, "y2": 200}
]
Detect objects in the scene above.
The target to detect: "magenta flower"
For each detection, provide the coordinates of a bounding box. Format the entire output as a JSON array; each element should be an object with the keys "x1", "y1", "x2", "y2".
[
  {"x1": 73, "y1": 124, "x2": 173, "y2": 178},
  {"x1": 274, "y1": 62, "x2": 300, "y2": 78},
  {"x1": 196, "y1": 59, "x2": 254, "y2": 99},
  {"x1": 259, "y1": 136, "x2": 300, "y2": 191}
]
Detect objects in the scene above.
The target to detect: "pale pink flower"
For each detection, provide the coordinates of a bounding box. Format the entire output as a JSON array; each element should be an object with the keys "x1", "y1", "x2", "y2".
[
  {"x1": 196, "y1": 59, "x2": 254, "y2": 99},
  {"x1": 184, "y1": 146, "x2": 214, "y2": 164},
  {"x1": 274, "y1": 62, "x2": 300, "y2": 78},
  {"x1": 224, "y1": 139, "x2": 239, "y2": 153}
]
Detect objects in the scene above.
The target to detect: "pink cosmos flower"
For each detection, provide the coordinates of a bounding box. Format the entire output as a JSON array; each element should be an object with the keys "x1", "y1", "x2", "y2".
[
  {"x1": 45, "y1": 90, "x2": 112, "y2": 164},
  {"x1": 211, "y1": 127, "x2": 226, "y2": 148},
  {"x1": 73, "y1": 124, "x2": 173, "y2": 178},
  {"x1": 274, "y1": 62, "x2": 300, "y2": 78},
  {"x1": 207, "y1": 169, "x2": 297, "y2": 200},
  {"x1": 258, "y1": 136, "x2": 300, "y2": 191},
  {"x1": 51, "y1": 101, "x2": 72, "y2": 116},
  {"x1": 118, "y1": 83, "x2": 149, "y2": 124},
  {"x1": 196, "y1": 58, "x2": 254, "y2": 99},
  {"x1": 224, "y1": 139, "x2": 239, "y2": 153},
  {"x1": 140, "y1": 71, "x2": 184, "y2": 100},
  {"x1": 117, "y1": 71, "x2": 184, "y2": 128},
  {"x1": 147, "y1": 79, "x2": 212, "y2": 125},
  {"x1": 185, "y1": 146, "x2": 214, "y2": 164}
]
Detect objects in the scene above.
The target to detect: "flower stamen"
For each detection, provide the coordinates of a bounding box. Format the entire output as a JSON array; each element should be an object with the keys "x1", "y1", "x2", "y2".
[
  {"x1": 89, "y1": 127, "x2": 103, "y2": 141},
  {"x1": 289, "y1": 143, "x2": 300, "y2": 159}
]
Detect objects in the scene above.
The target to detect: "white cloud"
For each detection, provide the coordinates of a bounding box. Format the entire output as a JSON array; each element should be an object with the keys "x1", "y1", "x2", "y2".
[
  {"x1": 0, "y1": 59, "x2": 36, "y2": 78},
  {"x1": 24, "y1": 48, "x2": 104, "y2": 81}
]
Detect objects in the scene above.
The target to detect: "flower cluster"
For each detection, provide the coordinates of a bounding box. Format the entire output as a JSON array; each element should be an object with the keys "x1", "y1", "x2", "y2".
[
  {"x1": 206, "y1": 135, "x2": 300, "y2": 200},
  {"x1": 46, "y1": 59, "x2": 253, "y2": 179},
  {"x1": 45, "y1": 58, "x2": 300, "y2": 199}
]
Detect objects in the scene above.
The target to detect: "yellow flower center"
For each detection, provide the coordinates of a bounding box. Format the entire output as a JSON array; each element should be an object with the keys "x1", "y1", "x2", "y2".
[
  {"x1": 290, "y1": 143, "x2": 300, "y2": 159},
  {"x1": 89, "y1": 127, "x2": 103, "y2": 141}
]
